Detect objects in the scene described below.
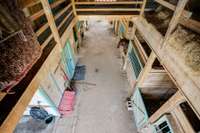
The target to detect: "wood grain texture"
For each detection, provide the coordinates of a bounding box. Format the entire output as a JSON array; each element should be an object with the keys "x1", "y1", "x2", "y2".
[
  {"x1": 149, "y1": 91, "x2": 185, "y2": 123},
  {"x1": 172, "y1": 105, "x2": 195, "y2": 133}
]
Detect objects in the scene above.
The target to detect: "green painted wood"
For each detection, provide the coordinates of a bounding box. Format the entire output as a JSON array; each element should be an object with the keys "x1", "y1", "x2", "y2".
[
  {"x1": 118, "y1": 23, "x2": 125, "y2": 38},
  {"x1": 128, "y1": 41, "x2": 143, "y2": 78},
  {"x1": 132, "y1": 88, "x2": 149, "y2": 129},
  {"x1": 76, "y1": 21, "x2": 81, "y2": 30},
  {"x1": 61, "y1": 40, "x2": 75, "y2": 79}
]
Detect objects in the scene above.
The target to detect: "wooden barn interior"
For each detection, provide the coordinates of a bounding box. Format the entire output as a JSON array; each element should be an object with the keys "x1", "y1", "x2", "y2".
[{"x1": 0, "y1": 0, "x2": 200, "y2": 133}]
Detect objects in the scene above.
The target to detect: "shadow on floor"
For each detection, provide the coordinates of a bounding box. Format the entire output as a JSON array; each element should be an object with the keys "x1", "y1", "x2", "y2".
[{"x1": 14, "y1": 116, "x2": 55, "y2": 133}]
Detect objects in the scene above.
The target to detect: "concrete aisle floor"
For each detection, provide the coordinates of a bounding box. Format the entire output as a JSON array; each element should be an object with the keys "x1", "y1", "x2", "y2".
[
  {"x1": 13, "y1": 19, "x2": 138, "y2": 133},
  {"x1": 54, "y1": 19, "x2": 137, "y2": 133}
]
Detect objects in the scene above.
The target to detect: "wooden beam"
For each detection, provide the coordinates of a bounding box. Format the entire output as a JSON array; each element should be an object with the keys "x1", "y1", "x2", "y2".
[
  {"x1": 155, "y1": 0, "x2": 192, "y2": 19},
  {"x1": 137, "y1": 51, "x2": 156, "y2": 87},
  {"x1": 114, "y1": 20, "x2": 118, "y2": 35},
  {"x1": 29, "y1": 9, "x2": 44, "y2": 21},
  {"x1": 78, "y1": 15, "x2": 135, "y2": 20},
  {"x1": 71, "y1": 0, "x2": 77, "y2": 16},
  {"x1": 61, "y1": 17, "x2": 77, "y2": 45},
  {"x1": 54, "y1": 3, "x2": 72, "y2": 20},
  {"x1": 162, "y1": 0, "x2": 188, "y2": 48},
  {"x1": 40, "y1": 0, "x2": 63, "y2": 50},
  {"x1": 19, "y1": 0, "x2": 40, "y2": 9},
  {"x1": 41, "y1": 34, "x2": 53, "y2": 50},
  {"x1": 140, "y1": 0, "x2": 147, "y2": 17},
  {"x1": 75, "y1": 1, "x2": 143, "y2": 5},
  {"x1": 50, "y1": 0, "x2": 66, "y2": 9},
  {"x1": 180, "y1": 18, "x2": 200, "y2": 34},
  {"x1": 133, "y1": 35, "x2": 148, "y2": 63},
  {"x1": 58, "y1": 11, "x2": 73, "y2": 29},
  {"x1": 149, "y1": 91, "x2": 186, "y2": 123},
  {"x1": 172, "y1": 105, "x2": 195, "y2": 133},
  {"x1": 36, "y1": 23, "x2": 49, "y2": 36},
  {"x1": 76, "y1": 8, "x2": 141, "y2": 12}
]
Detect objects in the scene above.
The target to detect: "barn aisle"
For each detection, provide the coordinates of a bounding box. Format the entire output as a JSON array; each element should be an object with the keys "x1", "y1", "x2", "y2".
[{"x1": 53, "y1": 19, "x2": 137, "y2": 133}]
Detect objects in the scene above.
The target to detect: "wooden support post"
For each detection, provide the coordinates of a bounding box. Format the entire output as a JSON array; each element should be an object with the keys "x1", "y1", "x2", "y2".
[
  {"x1": 115, "y1": 20, "x2": 119, "y2": 35},
  {"x1": 137, "y1": 51, "x2": 156, "y2": 87},
  {"x1": 127, "y1": 51, "x2": 155, "y2": 96},
  {"x1": 161, "y1": 0, "x2": 188, "y2": 48},
  {"x1": 133, "y1": 35, "x2": 148, "y2": 62},
  {"x1": 71, "y1": 0, "x2": 77, "y2": 17},
  {"x1": 155, "y1": 0, "x2": 192, "y2": 18},
  {"x1": 123, "y1": 24, "x2": 136, "y2": 71},
  {"x1": 40, "y1": 0, "x2": 63, "y2": 51},
  {"x1": 139, "y1": 0, "x2": 147, "y2": 17},
  {"x1": 149, "y1": 91, "x2": 186, "y2": 123},
  {"x1": 172, "y1": 105, "x2": 195, "y2": 133}
]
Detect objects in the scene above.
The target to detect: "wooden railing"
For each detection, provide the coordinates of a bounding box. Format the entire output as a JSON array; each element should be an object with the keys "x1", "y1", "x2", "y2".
[
  {"x1": 75, "y1": 0, "x2": 146, "y2": 15},
  {"x1": 0, "y1": 0, "x2": 76, "y2": 132},
  {"x1": 131, "y1": 1, "x2": 200, "y2": 131},
  {"x1": 24, "y1": 0, "x2": 74, "y2": 49}
]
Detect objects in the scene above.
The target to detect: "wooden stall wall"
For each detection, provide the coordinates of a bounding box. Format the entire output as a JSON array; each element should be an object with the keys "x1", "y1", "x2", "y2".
[
  {"x1": 140, "y1": 69, "x2": 176, "y2": 89},
  {"x1": 126, "y1": 40, "x2": 143, "y2": 89},
  {"x1": 131, "y1": 0, "x2": 200, "y2": 132},
  {"x1": 0, "y1": 0, "x2": 78, "y2": 132}
]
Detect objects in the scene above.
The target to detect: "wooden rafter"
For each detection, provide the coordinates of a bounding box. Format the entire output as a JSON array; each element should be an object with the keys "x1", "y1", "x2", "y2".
[{"x1": 75, "y1": 1, "x2": 144, "y2": 5}]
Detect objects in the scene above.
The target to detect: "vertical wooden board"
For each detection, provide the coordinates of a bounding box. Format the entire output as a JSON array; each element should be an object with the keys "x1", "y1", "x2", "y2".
[
  {"x1": 40, "y1": 74, "x2": 62, "y2": 107},
  {"x1": 71, "y1": 0, "x2": 77, "y2": 16},
  {"x1": 172, "y1": 105, "x2": 195, "y2": 133},
  {"x1": 137, "y1": 52, "x2": 156, "y2": 87},
  {"x1": 140, "y1": 0, "x2": 147, "y2": 17}
]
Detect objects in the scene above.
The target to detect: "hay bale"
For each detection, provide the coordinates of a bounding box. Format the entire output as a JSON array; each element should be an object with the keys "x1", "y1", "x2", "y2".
[
  {"x1": 168, "y1": 25, "x2": 200, "y2": 72},
  {"x1": 145, "y1": 6, "x2": 173, "y2": 35}
]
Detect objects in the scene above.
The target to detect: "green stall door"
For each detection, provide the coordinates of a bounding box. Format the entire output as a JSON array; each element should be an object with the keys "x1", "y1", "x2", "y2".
[
  {"x1": 128, "y1": 41, "x2": 143, "y2": 78},
  {"x1": 61, "y1": 40, "x2": 75, "y2": 80},
  {"x1": 132, "y1": 88, "x2": 149, "y2": 129}
]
